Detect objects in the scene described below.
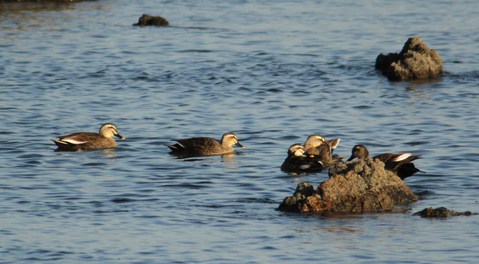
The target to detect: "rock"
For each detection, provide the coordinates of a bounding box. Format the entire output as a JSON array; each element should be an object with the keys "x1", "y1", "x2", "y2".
[
  {"x1": 134, "y1": 14, "x2": 169, "y2": 27},
  {"x1": 0, "y1": 0, "x2": 84, "y2": 2},
  {"x1": 277, "y1": 182, "x2": 329, "y2": 213},
  {"x1": 278, "y1": 158, "x2": 418, "y2": 214},
  {"x1": 375, "y1": 37, "x2": 443, "y2": 81},
  {"x1": 413, "y1": 207, "x2": 474, "y2": 218}
]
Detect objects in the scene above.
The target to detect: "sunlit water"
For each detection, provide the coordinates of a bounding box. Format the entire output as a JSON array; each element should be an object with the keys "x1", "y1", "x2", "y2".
[{"x1": 1, "y1": 0, "x2": 479, "y2": 263}]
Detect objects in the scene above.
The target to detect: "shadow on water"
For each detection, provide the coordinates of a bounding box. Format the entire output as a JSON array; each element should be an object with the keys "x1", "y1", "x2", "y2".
[
  {"x1": 53, "y1": 148, "x2": 118, "y2": 159},
  {"x1": 0, "y1": 0, "x2": 90, "y2": 13},
  {"x1": 402, "y1": 70, "x2": 479, "y2": 90},
  {"x1": 404, "y1": 78, "x2": 444, "y2": 90},
  {"x1": 0, "y1": 0, "x2": 103, "y2": 40},
  {"x1": 168, "y1": 152, "x2": 243, "y2": 161}
]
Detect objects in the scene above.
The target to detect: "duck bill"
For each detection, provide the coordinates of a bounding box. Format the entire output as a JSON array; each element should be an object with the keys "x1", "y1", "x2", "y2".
[
  {"x1": 236, "y1": 142, "x2": 245, "y2": 148},
  {"x1": 116, "y1": 134, "x2": 126, "y2": 140}
]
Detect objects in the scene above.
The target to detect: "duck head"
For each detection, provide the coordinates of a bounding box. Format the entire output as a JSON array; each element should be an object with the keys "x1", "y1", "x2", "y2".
[
  {"x1": 303, "y1": 134, "x2": 325, "y2": 150},
  {"x1": 347, "y1": 144, "x2": 369, "y2": 161},
  {"x1": 221, "y1": 132, "x2": 244, "y2": 148},
  {"x1": 99, "y1": 123, "x2": 125, "y2": 140},
  {"x1": 288, "y1": 143, "x2": 305, "y2": 157}
]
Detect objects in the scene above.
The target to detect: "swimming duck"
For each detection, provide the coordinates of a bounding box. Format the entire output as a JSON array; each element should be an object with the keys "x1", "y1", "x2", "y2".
[
  {"x1": 52, "y1": 123, "x2": 125, "y2": 151},
  {"x1": 167, "y1": 132, "x2": 244, "y2": 157},
  {"x1": 347, "y1": 144, "x2": 424, "y2": 180},
  {"x1": 281, "y1": 143, "x2": 323, "y2": 173}
]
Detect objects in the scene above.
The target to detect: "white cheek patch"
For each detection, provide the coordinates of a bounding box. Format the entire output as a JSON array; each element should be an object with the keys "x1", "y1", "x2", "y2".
[
  {"x1": 393, "y1": 153, "x2": 412, "y2": 162},
  {"x1": 62, "y1": 139, "x2": 87, "y2": 145}
]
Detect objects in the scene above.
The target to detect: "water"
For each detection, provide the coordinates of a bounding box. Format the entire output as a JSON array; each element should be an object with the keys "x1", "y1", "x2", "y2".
[{"x1": 1, "y1": 0, "x2": 479, "y2": 263}]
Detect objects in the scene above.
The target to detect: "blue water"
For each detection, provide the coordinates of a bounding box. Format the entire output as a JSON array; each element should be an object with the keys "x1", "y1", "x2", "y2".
[{"x1": 1, "y1": 0, "x2": 479, "y2": 263}]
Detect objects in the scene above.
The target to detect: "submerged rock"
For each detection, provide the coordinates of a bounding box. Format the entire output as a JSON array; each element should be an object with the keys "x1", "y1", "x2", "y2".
[
  {"x1": 413, "y1": 207, "x2": 473, "y2": 218},
  {"x1": 375, "y1": 37, "x2": 443, "y2": 81},
  {"x1": 134, "y1": 14, "x2": 169, "y2": 27},
  {"x1": 278, "y1": 158, "x2": 418, "y2": 214}
]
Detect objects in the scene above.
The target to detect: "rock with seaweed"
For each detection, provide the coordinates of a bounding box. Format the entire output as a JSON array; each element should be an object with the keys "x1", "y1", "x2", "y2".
[
  {"x1": 278, "y1": 158, "x2": 418, "y2": 214},
  {"x1": 375, "y1": 37, "x2": 443, "y2": 81},
  {"x1": 413, "y1": 207, "x2": 474, "y2": 218}
]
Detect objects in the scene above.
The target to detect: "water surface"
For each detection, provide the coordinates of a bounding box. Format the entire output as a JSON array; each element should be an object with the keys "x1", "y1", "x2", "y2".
[{"x1": 1, "y1": 0, "x2": 479, "y2": 263}]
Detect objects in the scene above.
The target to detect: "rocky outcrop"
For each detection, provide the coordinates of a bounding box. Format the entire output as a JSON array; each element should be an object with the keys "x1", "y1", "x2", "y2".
[
  {"x1": 413, "y1": 207, "x2": 473, "y2": 217},
  {"x1": 278, "y1": 158, "x2": 418, "y2": 214},
  {"x1": 375, "y1": 37, "x2": 443, "y2": 81},
  {"x1": 134, "y1": 14, "x2": 169, "y2": 27}
]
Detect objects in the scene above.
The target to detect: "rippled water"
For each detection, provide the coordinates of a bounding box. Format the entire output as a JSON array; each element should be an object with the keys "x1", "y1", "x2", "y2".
[{"x1": 1, "y1": 0, "x2": 479, "y2": 263}]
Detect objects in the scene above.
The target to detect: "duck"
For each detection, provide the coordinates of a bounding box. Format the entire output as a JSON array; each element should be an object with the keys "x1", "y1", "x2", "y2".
[
  {"x1": 303, "y1": 134, "x2": 341, "y2": 165},
  {"x1": 347, "y1": 144, "x2": 424, "y2": 180},
  {"x1": 281, "y1": 143, "x2": 323, "y2": 173},
  {"x1": 52, "y1": 123, "x2": 125, "y2": 151},
  {"x1": 167, "y1": 132, "x2": 244, "y2": 157}
]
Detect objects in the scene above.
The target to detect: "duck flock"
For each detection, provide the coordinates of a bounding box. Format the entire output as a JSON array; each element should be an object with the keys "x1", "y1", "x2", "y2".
[{"x1": 52, "y1": 123, "x2": 423, "y2": 180}]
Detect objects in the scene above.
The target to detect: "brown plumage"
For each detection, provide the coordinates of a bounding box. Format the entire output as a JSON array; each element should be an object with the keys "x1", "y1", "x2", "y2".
[
  {"x1": 347, "y1": 144, "x2": 424, "y2": 180},
  {"x1": 303, "y1": 134, "x2": 341, "y2": 166},
  {"x1": 52, "y1": 123, "x2": 125, "y2": 151},
  {"x1": 168, "y1": 132, "x2": 244, "y2": 157}
]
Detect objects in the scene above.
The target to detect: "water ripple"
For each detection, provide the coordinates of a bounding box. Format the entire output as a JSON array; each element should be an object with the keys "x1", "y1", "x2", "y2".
[{"x1": 1, "y1": 0, "x2": 479, "y2": 263}]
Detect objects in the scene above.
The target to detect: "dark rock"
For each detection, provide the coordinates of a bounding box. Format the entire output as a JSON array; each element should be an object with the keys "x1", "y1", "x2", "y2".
[
  {"x1": 413, "y1": 207, "x2": 474, "y2": 217},
  {"x1": 278, "y1": 182, "x2": 329, "y2": 213},
  {"x1": 0, "y1": 0, "x2": 85, "y2": 2},
  {"x1": 0, "y1": 0, "x2": 89, "y2": 11},
  {"x1": 134, "y1": 14, "x2": 169, "y2": 27},
  {"x1": 278, "y1": 158, "x2": 418, "y2": 214},
  {"x1": 375, "y1": 37, "x2": 443, "y2": 81}
]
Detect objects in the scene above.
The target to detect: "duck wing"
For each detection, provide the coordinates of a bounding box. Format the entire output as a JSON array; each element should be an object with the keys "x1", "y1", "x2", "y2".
[
  {"x1": 281, "y1": 156, "x2": 323, "y2": 173},
  {"x1": 53, "y1": 132, "x2": 99, "y2": 146},
  {"x1": 326, "y1": 138, "x2": 341, "y2": 151},
  {"x1": 168, "y1": 137, "x2": 220, "y2": 155},
  {"x1": 374, "y1": 153, "x2": 423, "y2": 179},
  {"x1": 375, "y1": 153, "x2": 420, "y2": 169}
]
